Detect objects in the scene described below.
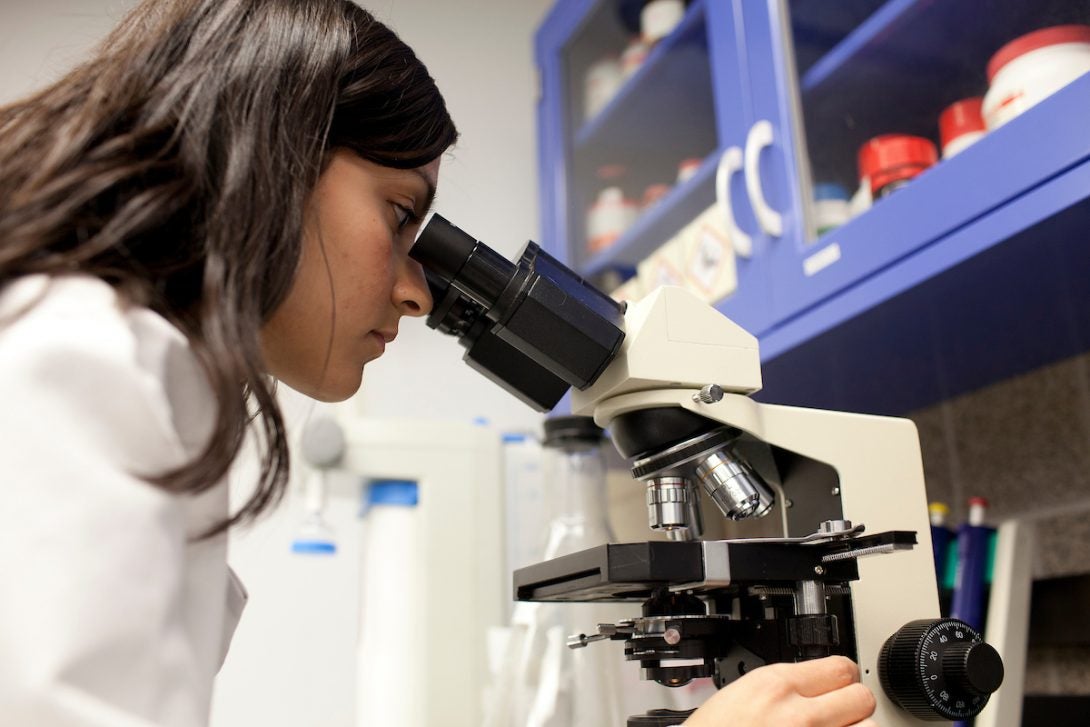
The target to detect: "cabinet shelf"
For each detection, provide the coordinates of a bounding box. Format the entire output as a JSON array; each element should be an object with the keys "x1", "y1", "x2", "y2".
[
  {"x1": 788, "y1": 0, "x2": 890, "y2": 77},
  {"x1": 800, "y1": 0, "x2": 924, "y2": 97},
  {"x1": 581, "y1": 150, "x2": 718, "y2": 277},
  {"x1": 756, "y1": 151, "x2": 1090, "y2": 415}
]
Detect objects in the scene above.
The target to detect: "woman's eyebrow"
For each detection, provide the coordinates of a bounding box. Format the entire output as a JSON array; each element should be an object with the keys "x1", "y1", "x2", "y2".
[{"x1": 409, "y1": 168, "x2": 437, "y2": 216}]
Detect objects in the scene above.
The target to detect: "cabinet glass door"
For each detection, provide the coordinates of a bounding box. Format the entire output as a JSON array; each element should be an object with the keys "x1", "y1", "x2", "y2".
[
  {"x1": 559, "y1": 0, "x2": 720, "y2": 273},
  {"x1": 741, "y1": 0, "x2": 1090, "y2": 328},
  {"x1": 536, "y1": 0, "x2": 781, "y2": 336}
]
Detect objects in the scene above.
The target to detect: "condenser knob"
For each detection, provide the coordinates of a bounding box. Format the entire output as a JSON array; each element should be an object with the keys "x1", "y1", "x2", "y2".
[{"x1": 878, "y1": 619, "x2": 1003, "y2": 721}]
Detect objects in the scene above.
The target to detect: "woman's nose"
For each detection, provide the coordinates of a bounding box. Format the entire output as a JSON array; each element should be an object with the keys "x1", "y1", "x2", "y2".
[{"x1": 396, "y1": 259, "x2": 433, "y2": 317}]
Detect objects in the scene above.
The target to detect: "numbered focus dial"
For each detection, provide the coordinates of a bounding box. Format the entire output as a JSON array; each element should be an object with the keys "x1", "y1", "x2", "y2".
[{"x1": 878, "y1": 619, "x2": 1004, "y2": 721}]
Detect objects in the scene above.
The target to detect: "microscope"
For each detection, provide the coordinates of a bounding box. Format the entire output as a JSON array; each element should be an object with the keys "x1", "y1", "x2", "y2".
[{"x1": 410, "y1": 215, "x2": 1005, "y2": 726}]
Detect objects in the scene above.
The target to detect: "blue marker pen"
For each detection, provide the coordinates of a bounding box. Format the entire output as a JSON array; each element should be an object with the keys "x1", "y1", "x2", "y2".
[
  {"x1": 929, "y1": 502, "x2": 954, "y2": 614},
  {"x1": 950, "y1": 497, "x2": 993, "y2": 727},
  {"x1": 950, "y1": 497, "x2": 992, "y2": 631}
]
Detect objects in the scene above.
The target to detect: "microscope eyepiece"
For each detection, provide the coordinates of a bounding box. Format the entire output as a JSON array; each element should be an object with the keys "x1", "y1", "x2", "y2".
[
  {"x1": 410, "y1": 214, "x2": 626, "y2": 411},
  {"x1": 412, "y1": 215, "x2": 514, "y2": 309}
]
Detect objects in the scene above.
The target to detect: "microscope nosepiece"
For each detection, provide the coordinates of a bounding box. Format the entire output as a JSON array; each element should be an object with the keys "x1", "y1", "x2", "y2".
[{"x1": 630, "y1": 427, "x2": 775, "y2": 523}]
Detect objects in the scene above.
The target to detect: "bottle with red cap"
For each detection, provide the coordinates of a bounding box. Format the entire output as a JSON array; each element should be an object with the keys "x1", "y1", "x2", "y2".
[
  {"x1": 983, "y1": 24, "x2": 1090, "y2": 129},
  {"x1": 857, "y1": 134, "x2": 939, "y2": 199},
  {"x1": 641, "y1": 183, "x2": 672, "y2": 210},
  {"x1": 939, "y1": 97, "x2": 986, "y2": 158},
  {"x1": 676, "y1": 157, "x2": 703, "y2": 184},
  {"x1": 586, "y1": 165, "x2": 638, "y2": 255},
  {"x1": 621, "y1": 36, "x2": 650, "y2": 80}
]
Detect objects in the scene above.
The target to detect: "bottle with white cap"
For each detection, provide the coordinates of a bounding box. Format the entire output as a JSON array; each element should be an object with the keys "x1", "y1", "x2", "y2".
[
  {"x1": 983, "y1": 25, "x2": 1090, "y2": 130},
  {"x1": 641, "y1": 0, "x2": 686, "y2": 45},
  {"x1": 812, "y1": 183, "x2": 851, "y2": 237}
]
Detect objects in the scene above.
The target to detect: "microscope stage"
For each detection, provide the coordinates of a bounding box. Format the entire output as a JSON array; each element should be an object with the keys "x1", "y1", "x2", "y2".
[{"x1": 515, "y1": 537, "x2": 923, "y2": 602}]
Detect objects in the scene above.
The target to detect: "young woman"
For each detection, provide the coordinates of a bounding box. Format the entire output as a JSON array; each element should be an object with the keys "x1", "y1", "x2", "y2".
[{"x1": 0, "y1": 2, "x2": 876, "y2": 725}]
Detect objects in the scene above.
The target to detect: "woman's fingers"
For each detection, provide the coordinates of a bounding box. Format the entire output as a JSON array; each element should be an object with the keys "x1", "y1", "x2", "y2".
[
  {"x1": 807, "y1": 681, "x2": 878, "y2": 727},
  {"x1": 764, "y1": 655, "x2": 860, "y2": 697},
  {"x1": 679, "y1": 658, "x2": 877, "y2": 727}
]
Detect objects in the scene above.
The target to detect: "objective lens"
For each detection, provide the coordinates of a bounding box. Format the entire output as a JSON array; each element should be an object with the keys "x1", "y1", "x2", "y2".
[
  {"x1": 646, "y1": 478, "x2": 703, "y2": 541},
  {"x1": 646, "y1": 477, "x2": 693, "y2": 531},
  {"x1": 693, "y1": 449, "x2": 774, "y2": 520}
]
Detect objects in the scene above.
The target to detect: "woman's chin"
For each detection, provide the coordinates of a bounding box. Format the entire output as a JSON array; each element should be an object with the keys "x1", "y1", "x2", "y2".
[{"x1": 280, "y1": 369, "x2": 362, "y2": 403}]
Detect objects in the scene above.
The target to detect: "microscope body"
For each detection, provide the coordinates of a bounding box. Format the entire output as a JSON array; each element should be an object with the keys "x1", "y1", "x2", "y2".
[
  {"x1": 410, "y1": 216, "x2": 1003, "y2": 725},
  {"x1": 575, "y1": 289, "x2": 939, "y2": 725}
]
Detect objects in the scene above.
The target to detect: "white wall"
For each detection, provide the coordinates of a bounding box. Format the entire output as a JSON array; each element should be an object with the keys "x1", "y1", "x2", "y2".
[
  {"x1": 1, "y1": 1, "x2": 553, "y2": 726},
  {"x1": 0, "y1": 0, "x2": 136, "y2": 102},
  {"x1": 352, "y1": 0, "x2": 552, "y2": 434}
]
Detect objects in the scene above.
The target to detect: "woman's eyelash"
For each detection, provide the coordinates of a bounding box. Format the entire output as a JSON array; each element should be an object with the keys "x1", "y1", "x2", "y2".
[{"x1": 395, "y1": 204, "x2": 421, "y2": 231}]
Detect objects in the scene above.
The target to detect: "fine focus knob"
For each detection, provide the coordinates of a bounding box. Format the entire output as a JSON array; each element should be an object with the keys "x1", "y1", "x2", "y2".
[
  {"x1": 879, "y1": 619, "x2": 1004, "y2": 721},
  {"x1": 943, "y1": 641, "x2": 1004, "y2": 697}
]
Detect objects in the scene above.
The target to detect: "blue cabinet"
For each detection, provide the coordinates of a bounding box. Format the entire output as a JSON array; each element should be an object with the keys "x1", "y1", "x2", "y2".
[{"x1": 535, "y1": 0, "x2": 1090, "y2": 414}]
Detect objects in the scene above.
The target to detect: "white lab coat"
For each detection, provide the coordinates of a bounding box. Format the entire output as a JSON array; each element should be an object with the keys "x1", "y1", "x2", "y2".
[{"x1": 0, "y1": 275, "x2": 246, "y2": 726}]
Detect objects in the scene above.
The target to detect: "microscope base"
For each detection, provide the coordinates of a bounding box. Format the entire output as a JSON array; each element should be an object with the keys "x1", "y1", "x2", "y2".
[{"x1": 627, "y1": 708, "x2": 695, "y2": 726}]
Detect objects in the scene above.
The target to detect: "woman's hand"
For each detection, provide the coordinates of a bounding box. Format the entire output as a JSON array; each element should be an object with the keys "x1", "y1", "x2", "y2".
[{"x1": 684, "y1": 656, "x2": 878, "y2": 727}]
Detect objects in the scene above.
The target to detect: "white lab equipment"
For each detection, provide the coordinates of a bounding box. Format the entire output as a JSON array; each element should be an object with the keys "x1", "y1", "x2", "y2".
[
  {"x1": 357, "y1": 479, "x2": 423, "y2": 725},
  {"x1": 341, "y1": 418, "x2": 506, "y2": 727},
  {"x1": 214, "y1": 416, "x2": 505, "y2": 727},
  {"x1": 484, "y1": 417, "x2": 625, "y2": 727}
]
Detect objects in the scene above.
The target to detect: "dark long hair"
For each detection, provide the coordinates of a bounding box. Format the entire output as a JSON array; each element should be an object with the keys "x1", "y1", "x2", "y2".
[{"x1": 0, "y1": 0, "x2": 458, "y2": 535}]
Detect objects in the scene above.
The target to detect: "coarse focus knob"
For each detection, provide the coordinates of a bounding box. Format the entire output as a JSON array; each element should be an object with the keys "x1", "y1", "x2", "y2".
[{"x1": 879, "y1": 619, "x2": 1003, "y2": 721}]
